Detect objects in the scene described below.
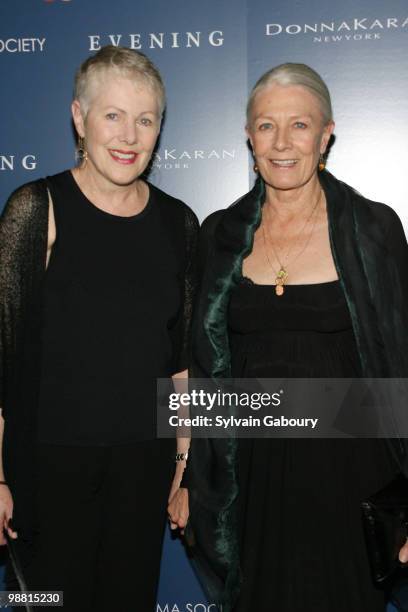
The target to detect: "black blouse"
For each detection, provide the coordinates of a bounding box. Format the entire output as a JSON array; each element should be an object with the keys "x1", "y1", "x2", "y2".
[
  {"x1": 0, "y1": 173, "x2": 198, "y2": 535},
  {"x1": 38, "y1": 171, "x2": 194, "y2": 444}
]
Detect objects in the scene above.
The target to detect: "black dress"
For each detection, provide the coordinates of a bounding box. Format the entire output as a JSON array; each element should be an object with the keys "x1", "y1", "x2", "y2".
[{"x1": 228, "y1": 277, "x2": 397, "y2": 612}]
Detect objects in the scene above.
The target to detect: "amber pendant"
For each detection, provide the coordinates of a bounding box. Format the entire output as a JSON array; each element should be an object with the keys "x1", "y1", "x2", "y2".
[{"x1": 275, "y1": 268, "x2": 288, "y2": 297}]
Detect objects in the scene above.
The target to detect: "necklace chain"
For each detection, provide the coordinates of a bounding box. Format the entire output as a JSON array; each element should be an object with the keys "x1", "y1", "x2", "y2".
[{"x1": 261, "y1": 190, "x2": 322, "y2": 296}]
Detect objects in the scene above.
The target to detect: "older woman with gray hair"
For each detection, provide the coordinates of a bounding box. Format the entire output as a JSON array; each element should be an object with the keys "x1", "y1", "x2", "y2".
[
  {"x1": 0, "y1": 45, "x2": 197, "y2": 610},
  {"x1": 181, "y1": 63, "x2": 408, "y2": 611}
]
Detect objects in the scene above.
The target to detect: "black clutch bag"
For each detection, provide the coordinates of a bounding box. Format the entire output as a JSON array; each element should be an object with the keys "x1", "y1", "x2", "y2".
[{"x1": 361, "y1": 473, "x2": 408, "y2": 585}]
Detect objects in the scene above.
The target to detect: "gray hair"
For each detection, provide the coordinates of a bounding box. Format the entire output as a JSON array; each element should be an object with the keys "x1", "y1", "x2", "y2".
[
  {"x1": 247, "y1": 63, "x2": 333, "y2": 126},
  {"x1": 74, "y1": 45, "x2": 166, "y2": 117}
]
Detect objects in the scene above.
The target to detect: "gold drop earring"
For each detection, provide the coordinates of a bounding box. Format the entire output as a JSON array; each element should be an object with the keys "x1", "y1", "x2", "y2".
[
  {"x1": 318, "y1": 154, "x2": 326, "y2": 172},
  {"x1": 76, "y1": 136, "x2": 88, "y2": 167}
]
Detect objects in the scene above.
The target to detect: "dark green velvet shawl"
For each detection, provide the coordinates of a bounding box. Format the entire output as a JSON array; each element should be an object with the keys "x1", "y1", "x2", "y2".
[{"x1": 186, "y1": 170, "x2": 408, "y2": 611}]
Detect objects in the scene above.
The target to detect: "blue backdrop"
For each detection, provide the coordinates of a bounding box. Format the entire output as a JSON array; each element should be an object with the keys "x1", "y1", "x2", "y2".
[{"x1": 1, "y1": 1, "x2": 407, "y2": 610}]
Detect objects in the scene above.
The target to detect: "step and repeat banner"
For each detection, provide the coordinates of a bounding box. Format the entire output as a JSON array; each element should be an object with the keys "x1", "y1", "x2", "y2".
[{"x1": 1, "y1": 1, "x2": 407, "y2": 610}]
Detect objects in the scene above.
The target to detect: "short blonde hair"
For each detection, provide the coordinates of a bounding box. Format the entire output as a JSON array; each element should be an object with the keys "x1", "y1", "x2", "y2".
[
  {"x1": 74, "y1": 45, "x2": 166, "y2": 117},
  {"x1": 247, "y1": 63, "x2": 333, "y2": 126}
]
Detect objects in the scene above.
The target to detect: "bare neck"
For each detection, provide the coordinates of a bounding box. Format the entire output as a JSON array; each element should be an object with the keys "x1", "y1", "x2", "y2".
[
  {"x1": 71, "y1": 165, "x2": 147, "y2": 215},
  {"x1": 264, "y1": 175, "x2": 323, "y2": 224}
]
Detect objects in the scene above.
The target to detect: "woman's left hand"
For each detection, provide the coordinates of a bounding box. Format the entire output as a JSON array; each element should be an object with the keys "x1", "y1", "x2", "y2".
[
  {"x1": 167, "y1": 462, "x2": 189, "y2": 532},
  {"x1": 399, "y1": 540, "x2": 408, "y2": 564}
]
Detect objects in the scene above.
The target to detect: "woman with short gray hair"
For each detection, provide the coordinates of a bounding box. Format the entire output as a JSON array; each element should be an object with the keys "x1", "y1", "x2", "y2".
[
  {"x1": 181, "y1": 63, "x2": 408, "y2": 612},
  {"x1": 0, "y1": 45, "x2": 196, "y2": 611},
  {"x1": 246, "y1": 62, "x2": 333, "y2": 125}
]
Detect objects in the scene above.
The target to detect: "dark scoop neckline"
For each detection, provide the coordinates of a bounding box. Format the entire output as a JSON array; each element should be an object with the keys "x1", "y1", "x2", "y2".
[
  {"x1": 240, "y1": 276, "x2": 340, "y2": 288},
  {"x1": 67, "y1": 170, "x2": 152, "y2": 222}
]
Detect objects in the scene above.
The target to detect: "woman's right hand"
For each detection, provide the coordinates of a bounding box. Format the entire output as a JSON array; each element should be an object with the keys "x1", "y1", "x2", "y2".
[
  {"x1": 0, "y1": 485, "x2": 17, "y2": 545},
  {"x1": 167, "y1": 487, "x2": 189, "y2": 533}
]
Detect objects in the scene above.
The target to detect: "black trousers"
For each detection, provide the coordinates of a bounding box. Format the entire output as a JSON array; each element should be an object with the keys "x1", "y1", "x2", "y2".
[{"x1": 7, "y1": 440, "x2": 174, "y2": 612}]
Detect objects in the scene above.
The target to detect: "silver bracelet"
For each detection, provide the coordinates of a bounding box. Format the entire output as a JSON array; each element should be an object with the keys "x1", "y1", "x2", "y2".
[{"x1": 175, "y1": 452, "x2": 189, "y2": 462}]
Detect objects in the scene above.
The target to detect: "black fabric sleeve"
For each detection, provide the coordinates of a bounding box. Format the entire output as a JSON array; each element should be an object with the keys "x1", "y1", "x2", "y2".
[
  {"x1": 0, "y1": 181, "x2": 48, "y2": 415},
  {"x1": 197, "y1": 209, "x2": 225, "y2": 279},
  {"x1": 173, "y1": 207, "x2": 199, "y2": 488},
  {"x1": 171, "y1": 206, "x2": 199, "y2": 374}
]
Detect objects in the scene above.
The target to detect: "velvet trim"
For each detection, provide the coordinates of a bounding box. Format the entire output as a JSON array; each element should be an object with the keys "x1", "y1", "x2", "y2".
[
  {"x1": 204, "y1": 176, "x2": 265, "y2": 378},
  {"x1": 187, "y1": 178, "x2": 265, "y2": 610}
]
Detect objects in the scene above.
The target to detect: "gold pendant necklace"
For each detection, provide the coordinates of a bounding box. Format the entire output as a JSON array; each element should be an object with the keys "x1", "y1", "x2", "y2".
[
  {"x1": 262, "y1": 191, "x2": 322, "y2": 296},
  {"x1": 275, "y1": 268, "x2": 288, "y2": 296}
]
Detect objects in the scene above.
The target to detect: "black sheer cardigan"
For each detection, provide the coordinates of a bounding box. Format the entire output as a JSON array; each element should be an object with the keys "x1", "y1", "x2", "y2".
[{"x1": 0, "y1": 177, "x2": 199, "y2": 539}]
